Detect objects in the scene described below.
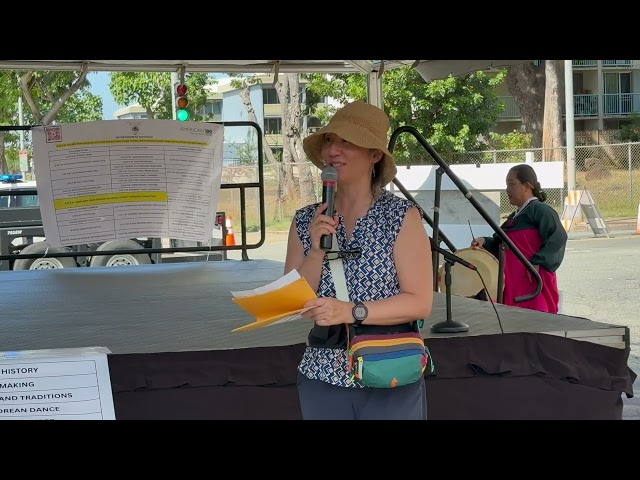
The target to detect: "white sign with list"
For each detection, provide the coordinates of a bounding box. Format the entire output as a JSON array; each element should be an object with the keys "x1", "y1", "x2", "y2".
[
  {"x1": 31, "y1": 119, "x2": 224, "y2": 247},
  {"x1": 0, "y1": 347, "x2": 116, "y2": 420}
]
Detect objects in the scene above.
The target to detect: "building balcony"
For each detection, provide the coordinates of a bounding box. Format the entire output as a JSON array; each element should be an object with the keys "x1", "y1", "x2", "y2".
[
  {"x1": 570, "y1": 93, "x2": 640, "y2": 116},
  {"x1": 603, "y1": 93, "x2": 640, "y2": 115},
  {"x1": 498, "y1": 93, "x2": 640, "y2": 120},
  {"x1": 497, "y1": 96, "x2": 520, "y2": 119},
  {"x1": 602, "y1": 60, "x2": 638, "y2": 68},
  {"x1": 573, "y1": 94, "x2": 598, "y2": 116},
  {"x1": 573, "y1": 60, "x2": 598, "y2": 68},
  {"x1": 573, "y1": 60, "x2": 640, "y2": 68}
]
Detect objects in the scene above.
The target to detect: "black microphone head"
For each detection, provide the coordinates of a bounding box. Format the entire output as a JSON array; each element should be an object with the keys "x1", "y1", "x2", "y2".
[{"x1": 321, "y1": 166, "x2": 338, "y2": 182}]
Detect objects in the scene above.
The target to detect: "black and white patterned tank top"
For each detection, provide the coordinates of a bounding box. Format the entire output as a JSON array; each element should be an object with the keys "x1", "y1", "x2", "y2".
[{"x1": 295, "y1": 189, "x2": 413, "y2": 388}]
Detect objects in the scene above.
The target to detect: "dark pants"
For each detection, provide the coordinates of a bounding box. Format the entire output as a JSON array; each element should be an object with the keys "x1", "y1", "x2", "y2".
[{"x1": 296, "y1": 372, "x2": 427, "y2": 420}]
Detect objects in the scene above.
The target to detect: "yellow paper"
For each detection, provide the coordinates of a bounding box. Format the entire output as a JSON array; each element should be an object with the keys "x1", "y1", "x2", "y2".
[{"x1": 231, "y1": 270, "x2": 318, "y2": 332}]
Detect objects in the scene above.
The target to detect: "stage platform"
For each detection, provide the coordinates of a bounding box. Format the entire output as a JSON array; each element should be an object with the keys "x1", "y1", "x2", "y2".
[{"x1": 0, "y1": 260, "x2": 635, "y2": 420}]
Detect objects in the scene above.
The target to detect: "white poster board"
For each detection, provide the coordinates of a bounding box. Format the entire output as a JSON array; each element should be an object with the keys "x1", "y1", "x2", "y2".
[
  {"x1": 0, "y1": 347, "x2": 115, "y2": 420},
  {"x1": 31, "y1": 120, "x2": 224, "y2": 247},
  {"x1": 390, "y1": 162, "x2": 564, "y2": 249}
]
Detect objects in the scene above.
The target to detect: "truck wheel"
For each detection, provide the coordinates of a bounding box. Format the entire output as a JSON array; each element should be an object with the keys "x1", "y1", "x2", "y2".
[
  {"x1": 89, "y1": 239, "x2": 152, "y2": 267},
  {"x1": 12, "y1": 241, "x2": 78, "y2": 270}
]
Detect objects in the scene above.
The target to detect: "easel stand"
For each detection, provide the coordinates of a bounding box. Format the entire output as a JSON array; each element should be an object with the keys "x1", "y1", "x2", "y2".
[{"x1": 430, "y1": 259, "x2": 470, "y2": 333}]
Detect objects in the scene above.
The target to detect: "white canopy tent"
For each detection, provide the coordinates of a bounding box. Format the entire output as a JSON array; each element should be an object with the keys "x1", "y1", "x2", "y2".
[
  {"x1": 0, "y1": 59, "x2": 414, "y2": 109},
  {"x1": 0, "y1": 60, "x2": 414, "y2": 73},
  {"x1": 0, "y1": 59, "x2": 528, "y2": 107},
  {"x1": 0, "y1": 59, "x2": 574, "y2": 185}
]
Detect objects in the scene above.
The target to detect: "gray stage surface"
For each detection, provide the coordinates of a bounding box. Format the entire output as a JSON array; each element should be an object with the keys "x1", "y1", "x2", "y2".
[{"x1": 0, "y1": 259, "x2": 627, "y2": 355}]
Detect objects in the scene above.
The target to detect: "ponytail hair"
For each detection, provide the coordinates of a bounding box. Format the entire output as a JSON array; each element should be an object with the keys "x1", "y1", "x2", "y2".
[{"x1": 534, "y1": 182, "x2": 547, "y2": 202}]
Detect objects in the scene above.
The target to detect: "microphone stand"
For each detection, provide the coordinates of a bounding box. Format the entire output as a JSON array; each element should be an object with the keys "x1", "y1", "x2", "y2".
[{"x1": 429, "y1": 241, "x2": 472, "y2": 333}]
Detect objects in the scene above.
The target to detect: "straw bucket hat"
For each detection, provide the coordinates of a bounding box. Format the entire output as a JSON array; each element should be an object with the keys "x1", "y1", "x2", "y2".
[{"x1": 302, "y1": 101, "x2": 397, "y2": 186}]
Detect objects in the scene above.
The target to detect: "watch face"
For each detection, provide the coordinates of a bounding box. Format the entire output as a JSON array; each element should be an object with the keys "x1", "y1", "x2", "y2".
[{"x1": 354, "y1": 305, "x2": 367, "y2": 320}]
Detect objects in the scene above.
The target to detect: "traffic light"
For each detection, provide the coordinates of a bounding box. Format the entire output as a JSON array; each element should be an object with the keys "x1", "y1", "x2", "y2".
[{"x1": 175, "y1": 83, "x2": 190, "y2": 121}]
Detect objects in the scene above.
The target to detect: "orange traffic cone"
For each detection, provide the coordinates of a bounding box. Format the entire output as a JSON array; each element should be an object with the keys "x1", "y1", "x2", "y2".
[{"x1": 225, "y1": 215, "x2": 236, "y2": 246}]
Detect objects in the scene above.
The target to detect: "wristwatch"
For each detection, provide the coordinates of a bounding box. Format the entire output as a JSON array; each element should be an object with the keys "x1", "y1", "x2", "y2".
[{"x1": 352, "y1": 302, "x2": 368, "y2": 327}]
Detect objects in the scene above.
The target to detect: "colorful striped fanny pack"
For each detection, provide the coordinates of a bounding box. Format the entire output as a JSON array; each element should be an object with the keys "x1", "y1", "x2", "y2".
[{"x1": 348, "y1": 331, "x2": 434, "y2": 388}]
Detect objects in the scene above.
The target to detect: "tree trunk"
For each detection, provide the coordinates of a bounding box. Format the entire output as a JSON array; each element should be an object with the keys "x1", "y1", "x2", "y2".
[
  {"x1": 238, "y1": 82, "x2": 294, "y2": 213},
  {"x1": 20, "y1": 66, "x2": 89, "y2": 125},
  {"x1": 276, "y1": 74, "x2": 317, "y2": 205},
  {"x1": 506, "y1": 62, "x2": 546, "y2": 148},
  {"x1": 542, "y1": 60, "x2": 565, "y2": 161},
  {"x1": 282, "y1": 145, "x2": 299, "y2": 201}
]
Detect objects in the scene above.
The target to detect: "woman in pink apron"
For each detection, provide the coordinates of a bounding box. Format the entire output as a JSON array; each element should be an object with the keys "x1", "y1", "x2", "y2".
[{"x1": 471, "y1": 164, "x2": 567, "y2": 313}]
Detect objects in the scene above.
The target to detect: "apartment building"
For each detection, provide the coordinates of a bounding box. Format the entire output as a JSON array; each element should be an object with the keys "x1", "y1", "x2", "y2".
[
  {"x1": 115, "y1": 61, "x2": 640, "y2": 151},
  {"x1": 494, "y1": 60, "x2": 640, "y2": 135},
  {"x1": 114, "y1": 74, "x2": 326, "y2": 162}
]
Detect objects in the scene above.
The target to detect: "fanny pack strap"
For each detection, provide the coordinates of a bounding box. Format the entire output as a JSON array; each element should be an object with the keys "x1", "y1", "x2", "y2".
[
  {"x1": 327, "y1": 235, "x2": 432, "y2": 375},
  {"x1": 328, "y1": 234, "x2": 350, "y2": 302},
  {"x1": 327, "y1": 234, "x2": 353, "y2": 354},
  {"x1": 328, "y1": 234, "x2": 424, "y2": 337}
]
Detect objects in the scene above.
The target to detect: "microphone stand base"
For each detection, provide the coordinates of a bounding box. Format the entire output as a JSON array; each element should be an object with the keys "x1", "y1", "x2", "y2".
[{"x1": 430, "y1": 320, "x2": 469, "y2": 333}]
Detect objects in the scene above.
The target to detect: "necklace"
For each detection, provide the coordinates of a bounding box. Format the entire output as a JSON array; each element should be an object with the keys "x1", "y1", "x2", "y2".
[{"x1": 368, "y1": 194, "x2": 375, "y2": 211}]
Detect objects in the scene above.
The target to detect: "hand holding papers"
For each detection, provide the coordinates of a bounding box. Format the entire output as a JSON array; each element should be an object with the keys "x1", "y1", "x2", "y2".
[{"x1": 231, "y1": 270, "x2": 318, "y2": 332}]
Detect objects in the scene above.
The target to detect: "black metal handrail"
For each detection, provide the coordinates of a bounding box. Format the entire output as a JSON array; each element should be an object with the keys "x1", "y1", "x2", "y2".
[
  {"x1": 388, "y1": 125, "x2": 542, "y2": 304},
  {"x1": 0, "y1": 120, "x2": 267, "y2": 262}
]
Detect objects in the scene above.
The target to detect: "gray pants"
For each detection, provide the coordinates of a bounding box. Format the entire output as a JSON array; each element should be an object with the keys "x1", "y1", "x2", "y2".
[{"x1": 296, "y1": 372, "x2": 427, "y2": 420}]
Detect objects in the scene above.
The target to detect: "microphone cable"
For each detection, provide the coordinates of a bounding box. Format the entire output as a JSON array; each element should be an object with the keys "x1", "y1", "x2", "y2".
[{"x1": 468, "y1": 220, "x2": 504, "y2": 334}]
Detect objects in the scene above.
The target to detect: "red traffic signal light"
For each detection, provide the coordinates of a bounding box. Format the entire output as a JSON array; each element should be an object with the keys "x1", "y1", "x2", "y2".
[
  {"x1": 175, "y1": 83, "x2": 189, "y2": 121},
  {"x1": 176, "y1": 83, "x2": 188, "y2": 97}
]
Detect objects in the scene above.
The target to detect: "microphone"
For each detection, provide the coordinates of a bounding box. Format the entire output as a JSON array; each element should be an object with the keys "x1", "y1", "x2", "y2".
[
  {"x1": 320, "y1": 166, "x2": 338, "y2": 251},
  {"x1": 429, "y1": 237, "x2": 477, "y2": 271}
]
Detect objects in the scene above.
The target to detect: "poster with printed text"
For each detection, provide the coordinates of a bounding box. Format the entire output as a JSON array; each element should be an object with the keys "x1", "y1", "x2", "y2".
[{"x1": 32, "y1": 120, "x2": 224, "y2": 247}]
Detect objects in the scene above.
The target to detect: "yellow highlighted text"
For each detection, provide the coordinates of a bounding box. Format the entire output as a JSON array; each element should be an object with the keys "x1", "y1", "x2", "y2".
[{"x1": 54, "y1": 191, "x2": 168, "y2": 210}]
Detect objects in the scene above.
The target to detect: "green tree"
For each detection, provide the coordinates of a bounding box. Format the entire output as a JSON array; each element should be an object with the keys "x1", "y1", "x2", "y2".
[
  {"x1": 0, "y1": 69, "x2": 103, "y2": 173},
  {"x1": 0, "y1": 71, "x2": 22, "y2": 173},
  {"x1": 109, "y1": 72, "x2": 213, "y2": 120},
  {"x1": 228, "y1": 73, "x2": 317, "y2": 216},
  {"x1": 618, "y1": 113, "x2": 640, "y2": 142},
  {"x1": 487, "y1": 131, "x2": 533, "y2": 150},
  {"x1": 18, "y1": 69, "x2": 103, "y2": 125},
  {"x1": 304, "y1": 66, "x2": 506, "y2": 164},
  {"x1": 56, "y1": 90, "x2": 104, "y2": 123}
]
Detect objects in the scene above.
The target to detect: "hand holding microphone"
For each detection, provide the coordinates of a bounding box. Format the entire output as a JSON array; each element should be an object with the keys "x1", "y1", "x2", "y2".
[{"x1": 318, "y1": 166, "x2": 338, "y2": 251}]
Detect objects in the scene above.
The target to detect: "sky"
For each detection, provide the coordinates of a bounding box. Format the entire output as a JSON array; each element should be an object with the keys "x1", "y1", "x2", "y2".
[
  {"x1": 88, "y1": 71, "x2": 228, "y2": 120},
  {"x1": 88, "y1": 72, "x2": 122, "y2": 120}
]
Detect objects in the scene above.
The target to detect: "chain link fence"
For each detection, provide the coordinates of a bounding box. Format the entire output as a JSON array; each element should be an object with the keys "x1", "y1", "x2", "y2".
[
  {"x1": 449, "y1": 143, "x2": 640, "y2": 221},
  {"x1": 574, "y1": 142, "x2": 640, "y2": 220},
  {"x1": 219, "y1": 142, "x2": 640, "y2": 233},
  {"x1": 3, "y1": 128, "x2": 638, "y2": 234},
  {"x1": 447, "y1": 148, "x2": 565, "y2": 218}
]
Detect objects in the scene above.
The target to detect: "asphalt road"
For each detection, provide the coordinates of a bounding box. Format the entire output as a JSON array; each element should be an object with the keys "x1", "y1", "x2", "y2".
[{"x1": 556, "y1": 232, "x2": 640, "y2": 357}]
